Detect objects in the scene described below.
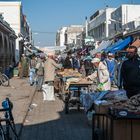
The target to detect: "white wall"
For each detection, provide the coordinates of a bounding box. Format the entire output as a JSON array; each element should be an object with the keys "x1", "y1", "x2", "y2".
[
  {"x1": 122, "y1": 5, "x2": 140, "y2": 25},
  {"x1": 110, "y1": 4, "x2": 140, "y2": 37},
  {"x1": 88, "y1": 8, "x2": 115, "y2": 41},
  {"x1": 60, "y1": 27, "x2": 67, "y2": 46},
  {"x1": 0, "y1": 2, "x2": 21, "y2": 50}
]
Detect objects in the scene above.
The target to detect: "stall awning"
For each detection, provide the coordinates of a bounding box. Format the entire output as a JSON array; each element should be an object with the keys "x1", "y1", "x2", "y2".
[
  {"x1": 131, "y1": 39, "x2": 140, "y2": 48},
  {"x1": 105, "y1": 36, "x2": 132, "y2": 54},
  {"x1": 104, "y1": 39, "x2": 123, "y2": 53},
  {"x1": 90, "y1": 40, "x2": 112, "y2": 55}
]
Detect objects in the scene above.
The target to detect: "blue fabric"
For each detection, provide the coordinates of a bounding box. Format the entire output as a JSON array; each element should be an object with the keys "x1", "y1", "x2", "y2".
[
  {"x1": 69, "y1": 87, "x2": 79, "y2": 90},
  {"x1": 104, "y1": 36, "x2": 132, "y2": 53},
  {"x1": 104, "y1": 39, "x2": 123, "y2": 53},
  {"x1": 29, "y1": 68, "x2": 36, "y2": 85},
  {"x1": 105, "y1": 59, "x2": 116, "y2": 82},
  {"x1": 110, "y1": 36, "x2": 132, "y2": 53}
]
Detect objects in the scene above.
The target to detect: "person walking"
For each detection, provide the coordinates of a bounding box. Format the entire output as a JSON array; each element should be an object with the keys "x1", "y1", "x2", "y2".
[
  {"x1": 35, "y1": 55, "x2": 45, "y2": 91},
  {"x1": 104, "y1": 53, "x2": 117, "y2": 86},
  {"x1": 29, "y1": 54, "x2": 37, "y2": 86},
  {"x1": 43, "y1": 52, "x2": 62, "y2": 101},
  {"x1": 120, "y1": 46, "x2": 140, "y2": 98}
]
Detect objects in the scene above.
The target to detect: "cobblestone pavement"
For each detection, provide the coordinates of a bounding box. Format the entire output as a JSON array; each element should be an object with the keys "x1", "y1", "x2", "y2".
[
  {"x1": 0, "y1": 77, "x2": 36, "y2": 135},
  {"x1": 20, "y1": 91, "x2": 92, "y2": 140}
]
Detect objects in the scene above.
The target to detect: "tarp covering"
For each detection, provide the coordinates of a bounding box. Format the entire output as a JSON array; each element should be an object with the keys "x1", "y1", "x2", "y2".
[
  {"x1": 90, "y1": 40, "x2": 112, "y2": 55},
  {"x1": 104, "y1": 36, "x2": 132, "y2": 54}
]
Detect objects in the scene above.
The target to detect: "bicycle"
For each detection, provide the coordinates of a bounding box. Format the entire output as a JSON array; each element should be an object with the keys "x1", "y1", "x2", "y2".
[
  {"x1": 0, "y1": 67, "x2": 9, "y2": 87},
  {"x1": 0, "y1": 98, "x2": 19, "y2": 140}
]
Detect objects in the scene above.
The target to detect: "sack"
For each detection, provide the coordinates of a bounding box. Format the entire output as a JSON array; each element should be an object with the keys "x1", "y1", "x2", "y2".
[{"x1": 42, "y1": 84, "x2": 55, "y2": 101}]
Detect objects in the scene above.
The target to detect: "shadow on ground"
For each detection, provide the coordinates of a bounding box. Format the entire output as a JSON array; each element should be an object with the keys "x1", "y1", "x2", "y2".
[{"x1": 19, "y1": 108, "x2": 92, "y2": 140}]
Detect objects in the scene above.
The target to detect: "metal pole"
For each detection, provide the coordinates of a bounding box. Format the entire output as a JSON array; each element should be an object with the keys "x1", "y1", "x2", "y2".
[{"x1": 85, "y1": 16, "x2": 88, "y2": 37}]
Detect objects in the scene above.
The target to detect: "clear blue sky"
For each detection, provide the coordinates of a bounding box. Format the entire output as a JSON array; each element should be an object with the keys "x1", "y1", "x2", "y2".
[{"x1": 20, "y1": 0, "x2": 140, "y2": 47}]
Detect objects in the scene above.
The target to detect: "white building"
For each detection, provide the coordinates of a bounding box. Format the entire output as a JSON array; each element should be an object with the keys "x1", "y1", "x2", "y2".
[
  {"x1": 88, "y1": 8, "x2": 116, "y2": 41},
  {"x1": 0, "y1": 1, "x2": 30, "y2": 61},
  {"x1": 56, "y1": 27, "x2": 67, "y2": 46},
  {"x1": 56, "y1": 25, "x2": 84, "y2": 48},
  {"x1": 65, "y1": 25, "x2": 84, "y2": 47},
  {"x1": 110, "y1": 4, "x2": 140, "y2": 37}
]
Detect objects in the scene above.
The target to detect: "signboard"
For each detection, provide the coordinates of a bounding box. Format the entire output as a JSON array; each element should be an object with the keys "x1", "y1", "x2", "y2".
[{"x1": 84, "y1": 36, "x2": 94, "y2": 46}]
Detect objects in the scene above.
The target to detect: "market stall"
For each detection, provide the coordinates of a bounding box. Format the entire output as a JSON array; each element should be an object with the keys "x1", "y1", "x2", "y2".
[
  {"x1": 91, "y1": 91, "x2": 140, "y2": 140},
  {"x1": 57, "y1": 69, "x2": 93, "y2": 114}
]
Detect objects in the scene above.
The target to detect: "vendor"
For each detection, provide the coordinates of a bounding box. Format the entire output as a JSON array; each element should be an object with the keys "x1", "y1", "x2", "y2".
[{"x1": 87, "y1": 58, "x2": 111, "y2": 91}]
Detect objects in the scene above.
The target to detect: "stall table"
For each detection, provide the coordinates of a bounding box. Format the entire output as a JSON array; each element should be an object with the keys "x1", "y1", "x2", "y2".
[
  {"x1": 64, "y1": 80, "x2": 93, "y2": 114},
  {"x1": 92, "y1": 105, "x2": 140, "y2": 140}
]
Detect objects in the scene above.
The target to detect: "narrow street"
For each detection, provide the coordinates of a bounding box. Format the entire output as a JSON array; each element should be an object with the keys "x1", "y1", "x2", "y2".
[{"x1": 20, "y1": 90, "x2": 92, "y2": 140}]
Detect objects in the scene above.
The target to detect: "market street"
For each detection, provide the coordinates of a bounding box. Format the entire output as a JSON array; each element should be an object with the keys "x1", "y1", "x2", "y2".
[{"x1": 20, "y1": 85, "x2": 92, "y2": 140}]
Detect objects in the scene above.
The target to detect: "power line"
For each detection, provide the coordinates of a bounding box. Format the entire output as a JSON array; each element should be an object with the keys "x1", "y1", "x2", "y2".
[{"x1": 32, "y1": 30, "x2": 56, "y2": 34}]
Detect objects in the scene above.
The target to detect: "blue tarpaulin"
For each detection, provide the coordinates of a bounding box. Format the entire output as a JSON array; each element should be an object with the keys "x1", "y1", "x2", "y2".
[
  {"x1": 104, "y1": 36, "x2": 133, "y2": 54},
  {"x1": 104, "y1": 39, "x2": 123, "y2": 53}
]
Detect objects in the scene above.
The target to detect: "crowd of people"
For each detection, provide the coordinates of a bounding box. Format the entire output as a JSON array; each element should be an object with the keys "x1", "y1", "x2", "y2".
[{"x1": 17, "y1": 45, "x2": 140, "y2": 101}]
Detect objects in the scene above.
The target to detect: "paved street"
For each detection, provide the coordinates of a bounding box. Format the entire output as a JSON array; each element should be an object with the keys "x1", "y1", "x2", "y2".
[
  {"x1": 0, "y1": 77, "x2": 92, "y2": 140},
  {"x1": 20, "y1": 88, "x2": 92, "y2": 140},
  {"x1": 0, "y1": 77, "x2": 36, "y2": 135}
]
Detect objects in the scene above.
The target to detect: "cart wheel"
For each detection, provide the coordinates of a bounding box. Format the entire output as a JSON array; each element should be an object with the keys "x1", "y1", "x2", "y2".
[
  {"x1": 93, "y1": 128, "x2": 103, "y2": 140},
  {"x1": 77, "y1": 104, "x2": 80, "y2": 111},
  {"x1": 65, "y1": 102, "x2": 69, "y2": 114}
]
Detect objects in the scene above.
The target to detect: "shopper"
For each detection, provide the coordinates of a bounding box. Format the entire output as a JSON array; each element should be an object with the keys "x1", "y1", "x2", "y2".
[
  {"x1": 43, "y1": 52, "x2": 62, "y2": 101},
  {"x1": 35, "y1": 55, "x2": 45, "y2": 91},
  {"x1": 88, "y1": 58, "x2": 111, "y2": 91},
  {"x1": 104, "y1": 53, "x2": 117, "y2": 86},
  {"x1": 120, "y1": 46, "x2": 140, "y2": 98},
  {"x1": 29, "y1": 54, "x2": 37, "y2": 86}
]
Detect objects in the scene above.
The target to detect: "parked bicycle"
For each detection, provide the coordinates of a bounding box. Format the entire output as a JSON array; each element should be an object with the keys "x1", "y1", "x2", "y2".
[
  {"x1": 0, "y1": 67, "x2": 9, "y2": 87},
  {"x1": 0, "y1": 98, "x2": 19, "y2": 140}
]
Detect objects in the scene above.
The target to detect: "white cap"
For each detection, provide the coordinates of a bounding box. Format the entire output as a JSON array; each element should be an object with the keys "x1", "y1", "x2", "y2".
[
  {"x1": 91, "y1": 58, "x2": 100, "y2": 63},
  {"x1": 108, "y1": 53, "x2": 113, "y2": 56}
]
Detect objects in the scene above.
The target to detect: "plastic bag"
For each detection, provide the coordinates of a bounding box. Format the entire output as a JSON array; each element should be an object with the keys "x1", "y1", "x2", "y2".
[{"x1": 97, "y1": 83, "x2": 104, "y2": 91}]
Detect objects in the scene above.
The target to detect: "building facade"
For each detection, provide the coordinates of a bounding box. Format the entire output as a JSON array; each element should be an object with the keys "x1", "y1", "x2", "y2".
[
  {"x1": 110, "y1": 4, "x2": 140, "y2": 37},
  {"x1": 56, "y1": 27, "x2": 67, "y2": 46},
  {"x1": 0, "y1": 1, "x2": 31, "y2": 61},
  {"x1": 56, "y1": 25, "x2": 84, "y2": 49},
  {"x1": 65, "y1": 25, "x2": 84, "y2": 48},
  {"x1": 88, "y1": 8, "x2": 116, "y2": 41},
  {"x1": 0, "y1": 14, "x2": 16, "y2": 71}
]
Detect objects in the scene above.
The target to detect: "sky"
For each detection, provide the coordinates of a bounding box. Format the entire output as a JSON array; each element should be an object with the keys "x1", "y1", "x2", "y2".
[{"x1": 18, "y1": 0, "x2": 140, "y2": 47}]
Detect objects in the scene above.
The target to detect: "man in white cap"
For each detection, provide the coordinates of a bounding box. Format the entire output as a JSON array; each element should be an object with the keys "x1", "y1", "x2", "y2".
[
  {"x1": 88, "y1": 58, "x2": 111, "y2": 91},
  {"x1": 43, "y1": 52, "x2": 62, "y2": 101}
]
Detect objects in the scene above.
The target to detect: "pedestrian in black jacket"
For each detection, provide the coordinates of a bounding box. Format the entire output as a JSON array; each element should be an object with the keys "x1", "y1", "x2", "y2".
[{"x1": 120, "y1": 46, "x2": 140, "y2": 98}]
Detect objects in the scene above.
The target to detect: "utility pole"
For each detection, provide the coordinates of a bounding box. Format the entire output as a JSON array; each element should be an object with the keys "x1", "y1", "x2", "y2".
[{"x1": 85, "y1": 16, "x2": 88, "y2": 37}]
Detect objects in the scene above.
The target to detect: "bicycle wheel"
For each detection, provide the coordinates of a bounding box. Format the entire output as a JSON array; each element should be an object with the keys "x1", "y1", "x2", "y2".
[
  {"x1": 1, "y1": 74, "x2": 9, "y2": 87},
  {"x1": 0, "y1": 127, "x2": 7, "y2": 140}
]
